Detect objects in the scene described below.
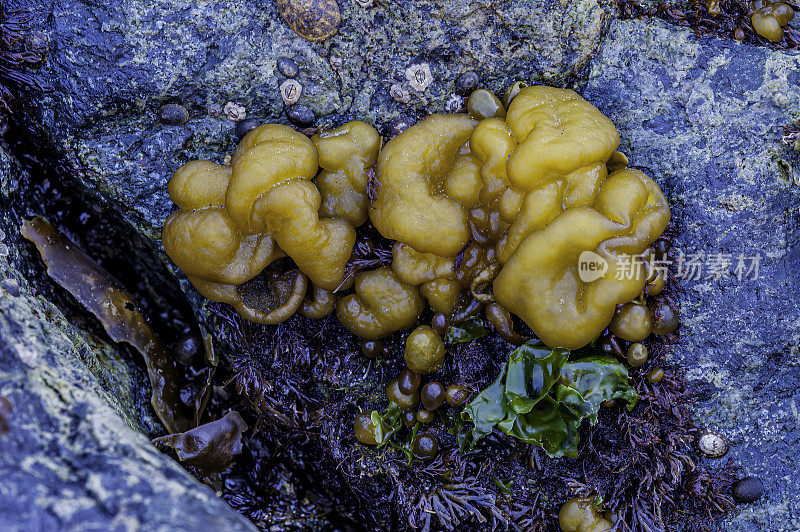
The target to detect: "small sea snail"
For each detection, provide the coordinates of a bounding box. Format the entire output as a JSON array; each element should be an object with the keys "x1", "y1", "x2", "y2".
[
  {"x1": 276, "y1": 0, "x2": 341, "y2": 42},
  {"x1": 626, "y1": 343, "x2": 648, "y2": 367}
]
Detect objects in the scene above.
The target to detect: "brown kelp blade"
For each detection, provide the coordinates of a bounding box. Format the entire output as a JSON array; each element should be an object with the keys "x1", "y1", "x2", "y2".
[
  {"x1": 152, "y1": 411, "x2": 247, "y2": 474},
  {"x1": 20, "y1": 216, "x2": 190, "y2": 433}
]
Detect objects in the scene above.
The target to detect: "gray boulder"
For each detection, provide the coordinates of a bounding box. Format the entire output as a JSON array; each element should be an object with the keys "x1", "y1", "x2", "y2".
[
  {"x1": 14, "y1": 0, "x2": 613, "y2": 238},
  {"x1": 3, "y1": 0, "x2": 800, "y2": 528},
  {"x1": 0, "y1": 144, "x2": 256, "y2": 531},
  {"x1": 583, "y1": 17, "x2": 800, "y2": 531}
]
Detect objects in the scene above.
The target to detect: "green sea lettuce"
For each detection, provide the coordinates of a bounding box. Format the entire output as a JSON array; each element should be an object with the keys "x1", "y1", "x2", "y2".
[
  {"x1": 444, "y1": 316, "x2": 489, "y2": 344},
  {"x1": 464, "y1": 341, "x2": 638, "y2": 458}
]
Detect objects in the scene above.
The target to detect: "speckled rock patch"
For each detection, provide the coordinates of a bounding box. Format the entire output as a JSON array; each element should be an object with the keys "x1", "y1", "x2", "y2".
[{"x1": 584, "y1": 18, "x2": 800, "y2": 531}]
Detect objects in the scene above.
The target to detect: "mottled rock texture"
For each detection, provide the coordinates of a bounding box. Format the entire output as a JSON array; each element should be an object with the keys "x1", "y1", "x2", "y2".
[
  {"x1": 583, "y1": 18, "x2": 800, "y2": 531},
  {"x1": 13, "y1": 0, "x2": 613, "y2": 239},
  {"x1": 0, "y1": 145, "x2": 257, "y2": 531}
]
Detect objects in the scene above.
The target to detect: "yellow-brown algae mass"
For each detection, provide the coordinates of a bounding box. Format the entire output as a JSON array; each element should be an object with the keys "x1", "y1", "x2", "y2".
[{"x1": 162, "y1": 86, "x2": 670, "y2": 350}]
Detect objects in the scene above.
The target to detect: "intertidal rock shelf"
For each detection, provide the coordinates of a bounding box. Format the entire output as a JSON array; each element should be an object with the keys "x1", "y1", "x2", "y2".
[{"x1": 1, "y1": 0, "x2": 799, "y2": 530}]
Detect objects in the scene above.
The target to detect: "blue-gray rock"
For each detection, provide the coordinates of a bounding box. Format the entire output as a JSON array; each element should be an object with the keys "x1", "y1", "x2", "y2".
[
  {"x1": 12, "y1": 0, "x2": 613, "y2": 238},
  {"x1": 5, "y1": 0, "x2": 800, "y2": 529},
  {"x1": 583, "y1": 18, "x2": 800, "y2": 530},
  {"x1": 0, "y1": 145, "x2": 257, "y2": 532}
]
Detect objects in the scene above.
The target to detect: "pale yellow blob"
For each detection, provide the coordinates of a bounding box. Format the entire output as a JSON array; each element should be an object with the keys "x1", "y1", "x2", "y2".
[
  {"x1": 506, "y1": 86, "x2": 620, "y2": 191},
  {"x1": 336, "y1": 267, "x2": 425, "y2": 339},
  {"x1": 312, "y1": 121, "x2": 381, "y2": 226},
  {"x1": 370, "y1": 113, "x2": 477, "y2": 256},
  {"x1": 494, "y1": 169, "x2": 670, "y2": 350},
  {"x1": 392, "y1": 242, "x2": 455, "y2": 286}
]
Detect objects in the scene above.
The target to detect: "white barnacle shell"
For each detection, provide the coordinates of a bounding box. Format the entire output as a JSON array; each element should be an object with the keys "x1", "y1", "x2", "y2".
[
  {"x1": 405, "y1": 63, "x2": 432, "y2": 92},
  {"x1": 223, "y1": 101, "x2": 246, "y2": 121},
  {"x1": 445, "y1": 94, "x2": 464, "y2": 113},
  {"x1": 390, "y1": 83, "x2": 411, "y2": 104},
  {"x1": 280, "y1": 79, "x2": 302, "y2": 106}
]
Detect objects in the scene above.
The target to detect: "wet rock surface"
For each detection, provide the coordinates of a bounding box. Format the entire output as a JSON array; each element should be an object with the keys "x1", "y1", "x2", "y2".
[
  {"x1": 583, "y1": 18, "x2": 800, "y2": 530},
  {"x1": 12, "y1": 0, "x2": 613, "y2": 237},
  {"x1": 1, "y1": 0, "x2": 799, "y2": 530},
  {"x1": 0, "y1": 145, "x2": 256, "y2": 531}
]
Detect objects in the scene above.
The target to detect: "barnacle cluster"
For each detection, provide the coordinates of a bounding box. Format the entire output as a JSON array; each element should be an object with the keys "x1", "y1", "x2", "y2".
[{"x1": 163, "y1": 84, "x2": 672, "y2": 352}]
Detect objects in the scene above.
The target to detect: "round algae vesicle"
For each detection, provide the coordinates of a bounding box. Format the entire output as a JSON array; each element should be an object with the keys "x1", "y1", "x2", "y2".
[{"x1": 404, "y1": 326, "x2": 445, "y2": 374}]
